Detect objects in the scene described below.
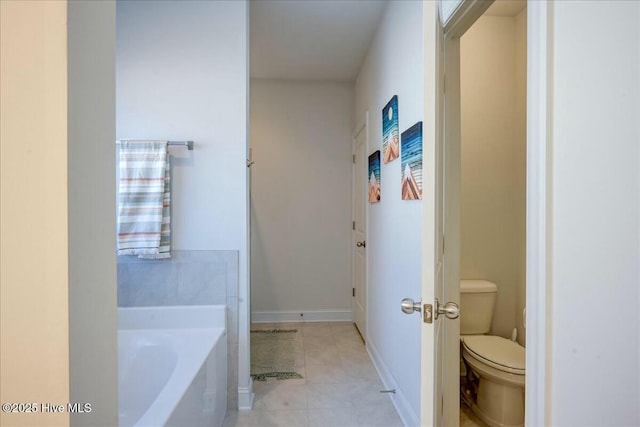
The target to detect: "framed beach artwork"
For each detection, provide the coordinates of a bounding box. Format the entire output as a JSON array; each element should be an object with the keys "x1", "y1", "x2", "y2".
[
  {"x1": 368, "y1": 151, "x2": 381, "y2": 203},
  {"x1": 401, "y1": 122, "x2": 423, "y2": 201},
  {"x1": 382, "y1": 95, "x2": 400, "y2": 163}
]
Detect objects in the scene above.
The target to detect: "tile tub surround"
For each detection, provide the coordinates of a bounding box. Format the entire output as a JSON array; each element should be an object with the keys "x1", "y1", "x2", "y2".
[
  {"x1": 223, "y1": 322, "x2": 404, "y2": 427},
  {"x1": 117, "y1": 250, "x2": 237, "y2": 306},
  {"x1": 117, "y1": 250, "x2": 239, "y2": 411}
]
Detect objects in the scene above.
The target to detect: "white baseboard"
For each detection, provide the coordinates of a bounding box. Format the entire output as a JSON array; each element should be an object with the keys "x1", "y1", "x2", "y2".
[
  {"x1": 237, "y1": 381, "x2": 254, "y2": 410},
  {"x1": 251, "y1": 310, "x2": 352, "y2": 323},
  {"x1": 367, "y1": 339, "x2": 420, "y2": 427}
]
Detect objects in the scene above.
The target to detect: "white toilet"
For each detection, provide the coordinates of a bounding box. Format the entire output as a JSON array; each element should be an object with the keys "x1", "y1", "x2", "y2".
[{"x1": 460, "y1": 280, "x2": 525, "y2": 427}]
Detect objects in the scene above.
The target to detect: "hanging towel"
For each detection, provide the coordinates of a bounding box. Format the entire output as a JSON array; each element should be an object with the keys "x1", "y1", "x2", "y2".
[{"x1": 117, "y1": 140, "x2": 171, "y2": 259}]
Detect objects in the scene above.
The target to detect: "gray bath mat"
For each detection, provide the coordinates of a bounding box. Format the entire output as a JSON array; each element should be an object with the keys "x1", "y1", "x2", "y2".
[{"x1": 250, "y1": 329, "x2": 303, "y2": 381}]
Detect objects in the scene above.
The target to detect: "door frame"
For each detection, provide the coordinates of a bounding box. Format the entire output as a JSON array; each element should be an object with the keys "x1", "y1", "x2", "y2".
[
  {"x1": 435, "y1": 0, "x2": 549, "y2": 425},
  {"x1": 438, "y1": 1, "x2": 493, "y2": 422},
  {"x1": 523, "y1": 2, "x2": 550, "y2": 425},
  {"x1": 351, "y1": 112, "x2": 369, "y2": 340}
]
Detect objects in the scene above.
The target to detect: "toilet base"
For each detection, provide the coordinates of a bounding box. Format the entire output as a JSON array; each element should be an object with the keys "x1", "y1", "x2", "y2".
[
  {"x1": 461, "y1": 377, "x2": 524, "y2": 427},
  {"x1": 461, "y1": 350, "x2": 524, "y2": 427}
]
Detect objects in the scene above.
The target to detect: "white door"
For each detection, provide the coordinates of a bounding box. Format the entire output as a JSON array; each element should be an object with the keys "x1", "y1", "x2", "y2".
[
  {"x1": 353, "y1": 118, "x2": 367, "y2": 339},
  {"x1": 418, "y1": 2, "x2": 455, "y2": 424},
  {"x1": 407, "y1": 3, "x2": 448, "y2": 425},
  {"x1": 415, "y1": 1, "x2": 474, "y2": 425},
  {"x1": 418, "y1": 1, "x2": 498, "y2": 425}
]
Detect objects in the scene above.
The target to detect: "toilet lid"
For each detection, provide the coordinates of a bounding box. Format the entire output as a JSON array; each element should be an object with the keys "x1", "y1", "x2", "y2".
[{"x1": 463, "y1": 335, "x2": 525, "y2": 372}]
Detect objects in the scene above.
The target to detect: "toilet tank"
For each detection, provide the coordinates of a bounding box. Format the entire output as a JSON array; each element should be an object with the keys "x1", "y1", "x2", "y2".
[{"x1": 460, "y1": 280, "x2": 497, "y2": 335}]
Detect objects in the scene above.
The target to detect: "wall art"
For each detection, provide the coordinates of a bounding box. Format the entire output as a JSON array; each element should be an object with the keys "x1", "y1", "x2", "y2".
[
  {"x1": 368, "y1": 150, "x2": 381, "y2": 203},
  {"x1": 401, "y1": 122, "x2": 423, "y2": 200},
  {"x1": 382, "y1": 95, "x2": 399, "y2": 163}
]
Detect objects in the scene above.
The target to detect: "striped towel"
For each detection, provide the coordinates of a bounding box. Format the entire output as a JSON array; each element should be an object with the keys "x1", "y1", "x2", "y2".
[{"x1": 117, "y1": 140, "x2": 171, "y2": 259}]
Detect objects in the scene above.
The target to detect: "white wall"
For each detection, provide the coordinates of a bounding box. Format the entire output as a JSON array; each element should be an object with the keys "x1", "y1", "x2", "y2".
[
  {"x1": 0, "y1": 2, "x2": 70, "y2": 425},
  {"x1": 460, "y1": 14, "x2": 526, "y2": 342},
  {"x1": 354, "y1": 1, "x2": 423, "y2": 423},
  {"x1": 250, "y1": 80, "x2": 354, "y2": 320},
  {"x1": 116, "y1": 0, "x2": 251, "y2": 408},
  {"x1": 68, "y1": 2, "x2": 118, "y2": 425},
  {"x1": 548, "y1": 1, "x2": 640, "y2": 424},
  {"x1": 514, "y1": 8, "x2": 527, "y2": 347},
  {"x1": 117, "y1": 0, "x2": 247, "y2": 252}
]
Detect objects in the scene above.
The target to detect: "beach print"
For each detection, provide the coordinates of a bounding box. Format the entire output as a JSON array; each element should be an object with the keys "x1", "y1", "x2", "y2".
[
  {"x1": 401, "y1": 122, "x2": 423, "y2": 200},
  {"x1": 368, "y1": 151, "x2": 381, "y2": 203},
  {"x1": 382, "y1": 95, "x2": 400, "y2": 163}
]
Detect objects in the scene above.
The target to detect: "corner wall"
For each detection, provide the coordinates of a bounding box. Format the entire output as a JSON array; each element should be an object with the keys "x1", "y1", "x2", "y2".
[
  {"x1": 250, "y1": 79, "x2": 354, "y2": 322},
  {"x1": 354, "y1": 1, "x2": 424, "y2": 423},
  {"x1": 0, "y1": 2, "x2": 70, "y2": 425},
  {"x1": 116, "y1": 0, "x2": 250, "y2": 409},
  {"x1": 68, "y1": 1, "x2": 118, "y2": 425},
  {"x1": 548, "y1": 1, "x2": 640, "y2": 424}
]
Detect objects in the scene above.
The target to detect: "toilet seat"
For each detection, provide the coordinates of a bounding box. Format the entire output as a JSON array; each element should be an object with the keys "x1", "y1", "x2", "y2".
[{"x1": 462, "y1": 335, "x2": 525, "y2": 375}]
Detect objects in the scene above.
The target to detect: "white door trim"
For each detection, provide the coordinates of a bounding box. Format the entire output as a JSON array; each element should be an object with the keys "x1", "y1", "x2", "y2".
[
  {"x1": 524, "y1": 1, "x2": 549, "y2": 425},
  {"x1": 353, "y1": 113, "x2": 368, "y2": 142},
  {"x1": 438, "y1": 2, "x2": 487, "y2": 423}
]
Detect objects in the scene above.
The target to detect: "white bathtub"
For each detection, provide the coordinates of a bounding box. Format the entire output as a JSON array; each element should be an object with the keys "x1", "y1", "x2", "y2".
[{"x1": 118, "y1": 305, "x2": 227, "y2": 427}]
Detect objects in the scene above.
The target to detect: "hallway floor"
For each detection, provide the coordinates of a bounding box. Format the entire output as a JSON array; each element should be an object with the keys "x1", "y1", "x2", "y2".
[
  {"x1": 223, "y1": 321, "x2": 403, "y2": 427},
  {"x1": 224, "y1": 321, "x2": 484, "y2": 426}
]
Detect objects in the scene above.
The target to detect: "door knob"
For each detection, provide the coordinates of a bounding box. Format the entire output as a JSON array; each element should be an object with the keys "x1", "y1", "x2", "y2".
[
  {"x1": 401, "y1": 298, "x2": 422, "y2": 314},
  {"x1": 435, "y1": 299, "x2": 460, "y2": 320},
  {"x1": 356, "y1": 241, "x2": 366, "y2": 248}
]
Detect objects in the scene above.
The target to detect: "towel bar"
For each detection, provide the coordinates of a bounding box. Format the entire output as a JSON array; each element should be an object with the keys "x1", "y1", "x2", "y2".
[{"x1": 117, "y1": 140, "x2": 194, "y2": 150}]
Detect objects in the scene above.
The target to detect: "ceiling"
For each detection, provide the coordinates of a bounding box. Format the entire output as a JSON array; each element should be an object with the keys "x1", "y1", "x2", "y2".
[
  {"x1": 250, "y1": 0, "x2": 387, "y2": 82},
  {"x1": 249, "y1": 0, "x2": 524, "y2": 81},
  {"x1": 484, "y1": 0, "x2": 527, "y2": 17}
]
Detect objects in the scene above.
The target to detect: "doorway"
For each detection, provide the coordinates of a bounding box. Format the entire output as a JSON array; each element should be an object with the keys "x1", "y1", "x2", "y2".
[
  {"x1": 248, "y1": 2, "x2": 413, "y2": 425},
  {"x1": 457, "y1": 2, "x2": 527, "y2": 425},
  {"x1": 436, "y1": 1, "x2": 530, "y2": 425},
  {"x1": 247, "y1": 1, "x2": 385, "y2": 328}
]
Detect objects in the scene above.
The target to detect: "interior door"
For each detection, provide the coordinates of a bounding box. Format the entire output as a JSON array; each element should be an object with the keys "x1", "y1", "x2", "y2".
[
  {"x1": 441, "y1": 31, "x2": 462, "y2": 427},
  {"x1": 418, "y1": 1, "x2": 488, "y2": 425},
  {"x1": 418, "y1": 1, "x2": 461, "y2": 425},
  {"x1": 353, "y1": 120, "x2": 367, "y2": 339}
]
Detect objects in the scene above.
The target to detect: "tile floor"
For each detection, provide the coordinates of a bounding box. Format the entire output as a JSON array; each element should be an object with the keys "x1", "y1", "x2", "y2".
[
  {"x1": 223, "y1": 321, "x2": 486, "y2": 427},
  {"x1": 459, "y1": 398, "x2": 488, "y2": 427},
  {"x1": 223, "y1": 321, "x2": 404, "y2": 427}
]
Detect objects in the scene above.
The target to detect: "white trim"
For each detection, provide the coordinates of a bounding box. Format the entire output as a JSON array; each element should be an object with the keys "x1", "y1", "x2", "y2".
[
  {"x1": 237, "y1": 383, "x2": 254, "y2": 410},
  {"x1": 443, "y1": 0, "x2": 492, "y2": 37},
  {"x1": 368, "y1": 339, "x2": 419, "y2": 427},
  {"x1": 525, "y1": 1, "x2": 549, "y2": 425},
  {"x1": 250, "y1": 310, "x2": 353, "y2": 323},
  {"x1": 353, "y1": 113, "x2": 368, "y2": 140},
  {"x1": 440, "y1": 0, "x2": 464, "y2": 26}
]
